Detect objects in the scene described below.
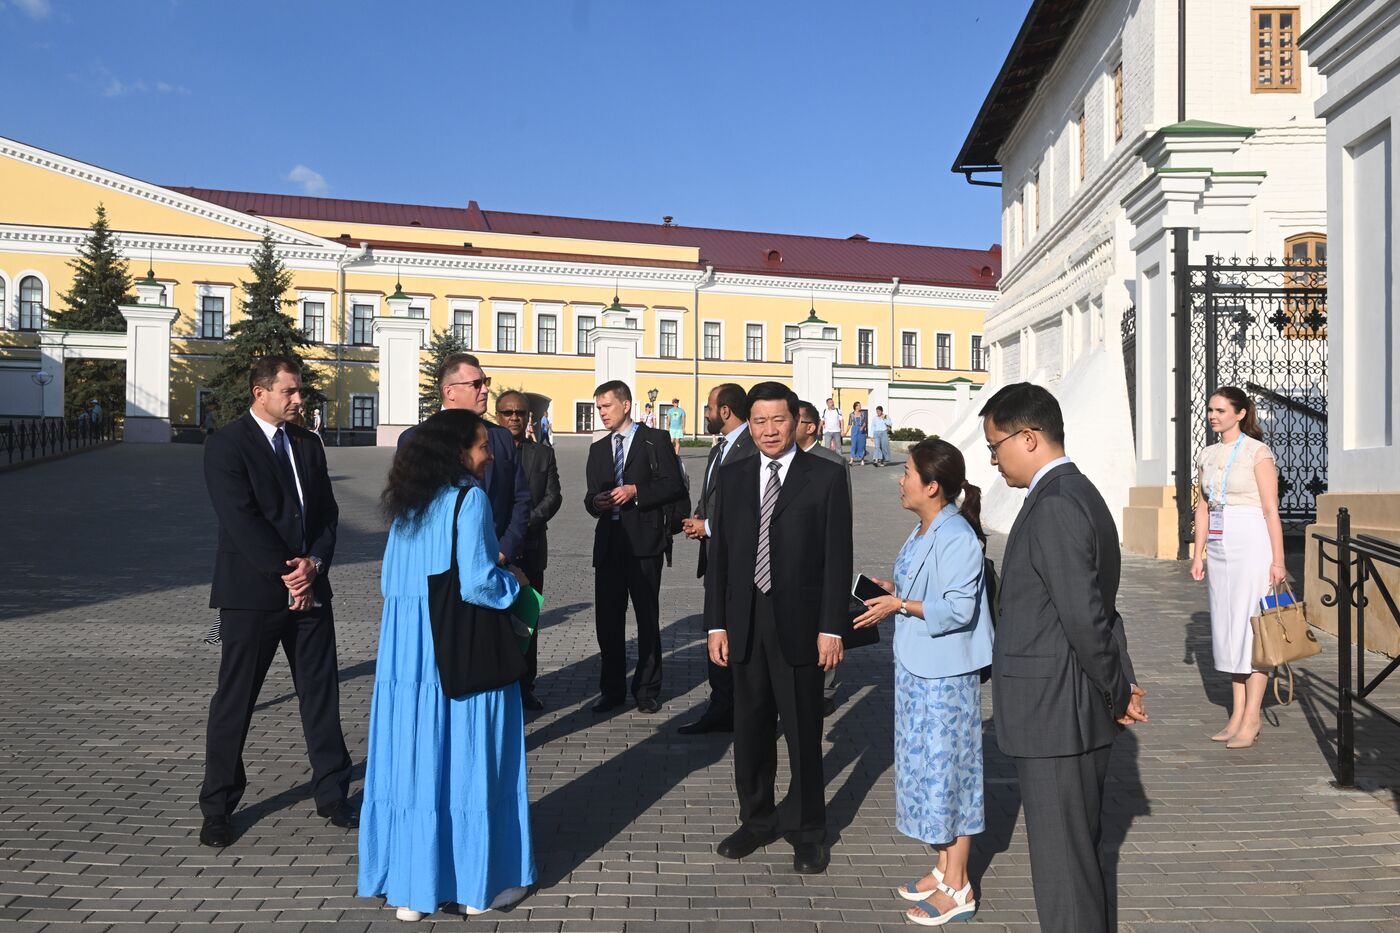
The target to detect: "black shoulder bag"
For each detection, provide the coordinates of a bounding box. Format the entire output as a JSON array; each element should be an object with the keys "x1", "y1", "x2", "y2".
[{"x1": 427, "y1": 487, "x2": 527, "y2": 699}]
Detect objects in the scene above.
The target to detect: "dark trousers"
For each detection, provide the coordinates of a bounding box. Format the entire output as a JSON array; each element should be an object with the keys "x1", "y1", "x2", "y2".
[
  {"x1": 594, "y1": 524, "x2": 664, "y2": 701},
  {"x1": 705, "y1": 654, "x2": 734, "y2": 716},
  {"x1": 732, "y1": 591, "x2": 826, "y2": 844},
  {"x1": 1014, "y1": 744, "x2": 1114, "y2": 933},
  {"x1": 518, "y1": 552, "x2": 545, "y2": 693},
  {"x1": 199, "y1": 604, "x2": 352, "y2": 819}
]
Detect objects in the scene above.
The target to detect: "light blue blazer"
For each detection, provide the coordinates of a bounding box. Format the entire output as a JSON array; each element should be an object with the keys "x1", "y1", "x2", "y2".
[{"x1": 891, "y1": 504, "x2": 994, "y2": 680}]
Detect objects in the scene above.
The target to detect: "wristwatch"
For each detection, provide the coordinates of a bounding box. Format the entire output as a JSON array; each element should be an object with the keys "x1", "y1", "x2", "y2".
[
  {"x1": 310, "y1": 556, "x2": 323, "y2": 575},
  {"x1": 900, "y1": 598, "x2": 909, "y2": 615}
]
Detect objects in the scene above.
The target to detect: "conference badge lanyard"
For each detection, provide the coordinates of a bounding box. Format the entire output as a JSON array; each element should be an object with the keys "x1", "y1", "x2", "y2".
[{"x1": 1208, "y1": 437, "x2": 1245, "y2": 539}]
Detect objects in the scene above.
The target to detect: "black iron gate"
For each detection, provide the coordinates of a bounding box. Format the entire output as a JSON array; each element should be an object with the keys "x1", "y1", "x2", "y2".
[{"x1": 1178, "y1": 254, "x2": 1328, "y2": 542}]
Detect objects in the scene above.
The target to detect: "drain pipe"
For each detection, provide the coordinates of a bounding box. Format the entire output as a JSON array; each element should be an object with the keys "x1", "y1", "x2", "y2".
[
  {"x1": 889, "y1": 276, "x2": 900, "y2": 393},
  {"x1": 692, "y1": 264, "x2": 714, "y2": 438}
]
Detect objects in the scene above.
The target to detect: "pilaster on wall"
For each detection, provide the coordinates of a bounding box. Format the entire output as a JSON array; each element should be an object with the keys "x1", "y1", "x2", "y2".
[
  {"x1": 371, "y1": 315, "x2": 430, "y2": 447},
  {"x1": 1306, "y1": 493, "x2": 1400, "y2": 659}
]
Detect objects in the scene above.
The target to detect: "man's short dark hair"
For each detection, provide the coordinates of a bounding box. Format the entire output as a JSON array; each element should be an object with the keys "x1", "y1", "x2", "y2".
[
  {"x1": 249, "y1": 355, "x2": 300, "y2": 397},
  {"x1": 437, "y1": 352, "x2": 483, "y2": 387},
  {"x1": 594, "y1": 380, "x2": 632, "y2": 403},
  {"x1": 495, "y1": 389, "x2": 527, "y2": 409},
  {"x1": 797, "y1": 400, "x2": 820, "y2": 424},
  {"x1": 978, "y1": 382, "x2": 1065, "y2": 446},
  {"x1": 713, "y1": 382, "x2": 749, "y2": 421},
  {"x1": 747, "y1": 381, "x2": 798, "y2": 419}
]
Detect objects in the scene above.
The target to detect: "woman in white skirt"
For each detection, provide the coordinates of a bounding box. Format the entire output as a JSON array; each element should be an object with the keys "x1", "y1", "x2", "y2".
[{"x1": 1190, "y1": 386, "x2": 1287, "y2": 749}]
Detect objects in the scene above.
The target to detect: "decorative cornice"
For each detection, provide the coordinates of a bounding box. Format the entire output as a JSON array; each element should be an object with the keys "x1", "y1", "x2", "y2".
[{"x1": 985, "y1": 234, "x2": 1115, "y2": 342}]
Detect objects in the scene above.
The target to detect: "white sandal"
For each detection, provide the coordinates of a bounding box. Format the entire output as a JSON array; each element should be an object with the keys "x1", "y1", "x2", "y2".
[
  {"x1": 905, "y1": 880, "x2": 976, "y2": 926},
  {"x1": 394, "y1": 907, "x2": 424, "y2": 922},
  {"x1": 895, "y1": 865, "x2": 944, "y2": 901}
]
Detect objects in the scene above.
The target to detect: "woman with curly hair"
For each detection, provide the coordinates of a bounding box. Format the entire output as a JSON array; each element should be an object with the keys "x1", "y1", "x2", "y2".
[{"x1": 358, "y1": 409, "x2": 535, "y2": 921}]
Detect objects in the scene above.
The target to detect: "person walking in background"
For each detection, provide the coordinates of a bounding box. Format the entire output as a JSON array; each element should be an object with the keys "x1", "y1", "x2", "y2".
[
  {"x1": 525, "y1": 411, "x2": 536, "y2": 442},
  {"x1": 538, "y1": 408, "x2": 552, "y2": 446},
  {"x1": 848, "y1": 401, "x2": 867, "y2": 465},
  {"x1": 705, "y1": 382, "x2": 852, "y2": 875},
  {"x1": 642, "y1": 402, "x2": 657, "y2": 429},
  {"x1": 1190, "y1": 386, "x2": 1286, "y2": 749},
  {"x1": 496, "y1": 390, "x2": 562, "y2": 712},
  {"x1": 679, "y1": 382, "x2": 755, "y2": 735},
  {"x1": 851, "y1": 439, "x2": 993, "y2": 926},
  {"x1": 870, "y1": 405, "x2": 893, "y2": 466},
  {"x1": 358, "y1": 409, "x2": 535, "y2": 922},
  {"x1": 585, "y1": 381, "x2": 686, "y2": 714},
  {"x1": 310, "y1": 406, "x2": 323, "y2": 441},
  {"x1": 980, "y1": 383, "x2": 1145, "y2": 933},
  {"x1": 820, "y1": 398, "x2": 843, "y2": 452},
  {"x1": 198, "y1": 356, "x2": 353, "y2": 849},
  {"x1": 666, "y1": 397, "x2": 685, "y2": 454},
  {"x1": 797, "y1": 400, "x2": 853, "y2": 716}
]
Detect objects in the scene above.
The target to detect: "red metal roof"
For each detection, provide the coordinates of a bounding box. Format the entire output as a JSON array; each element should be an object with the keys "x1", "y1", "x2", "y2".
[{"x1": 167, "y1": 186, "x2": 1000, "y2": 291}]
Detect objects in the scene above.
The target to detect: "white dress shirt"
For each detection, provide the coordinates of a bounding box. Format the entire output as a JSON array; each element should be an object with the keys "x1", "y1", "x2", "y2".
[
  {"x1": 610, "y1": 420, "x2": 640, "y2": 466},
  {"x1": 703, "y1": 422, "x2": 750, "y2": 538},
  {"x1": 250, "y1": 409, "x2": 305, "y2": 507},
  {"x1": 1029, "y1": 455, "x2": 1073, "y2": 493}
]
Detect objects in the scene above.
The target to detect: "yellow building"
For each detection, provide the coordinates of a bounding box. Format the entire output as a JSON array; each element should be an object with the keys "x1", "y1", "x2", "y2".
[{"x1": 0, "y1": 135, "x2": 999, "y2": 441}]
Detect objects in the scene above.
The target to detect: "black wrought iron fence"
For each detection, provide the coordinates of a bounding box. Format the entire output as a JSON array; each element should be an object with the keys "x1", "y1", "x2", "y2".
[
  {"x1": 1121, "y1": 304, "x2": 1137, "y2": 445},
  {"x1": 1, "y1": 414, "x2": 119, "y2": 466}
]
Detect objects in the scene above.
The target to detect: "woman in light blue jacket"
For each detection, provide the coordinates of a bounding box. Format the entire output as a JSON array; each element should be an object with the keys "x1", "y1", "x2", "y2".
[{"x1": 853, "y1": 438, "x2": 993, "y2": 927}]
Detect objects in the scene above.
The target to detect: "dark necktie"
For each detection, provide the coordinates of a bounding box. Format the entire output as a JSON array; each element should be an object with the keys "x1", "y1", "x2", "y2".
[
  {"x1": 755, "y1": 461, "x2": 781, "y2": 593},
  {"x1": 612, "y1": 433, "x2": 625, "y2": 521},
  {"x1": 705, "y1": 436, "x2": 728, "y2": 496},
  {"x1": 273, "y1": 428, "x2": 305, "y2": 549}
]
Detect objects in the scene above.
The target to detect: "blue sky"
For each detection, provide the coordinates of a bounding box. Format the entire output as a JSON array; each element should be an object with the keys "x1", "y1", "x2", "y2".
[{"x1": 2, "y1": 0, "x2": 1025, "y2": 250}]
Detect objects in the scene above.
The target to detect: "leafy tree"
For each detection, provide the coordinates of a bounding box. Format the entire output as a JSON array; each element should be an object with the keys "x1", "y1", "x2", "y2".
[
  {"x1": 419, "y1": 327, "x2": 468, "y2": 422},
  {"x1": 207, "y1": 231, "x2": 322, "y2": 425},
  {"x1": 53, "y1": 204, "x2": 133, "y2": 418}
]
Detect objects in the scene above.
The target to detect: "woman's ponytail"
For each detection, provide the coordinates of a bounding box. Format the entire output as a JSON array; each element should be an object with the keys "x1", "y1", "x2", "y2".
[
  {"x1": 909, "y1": 438, "x2": 985, "y2": 544},
  {"x1": 960, "y1": 480, "x2": 986, "y2": 545}
]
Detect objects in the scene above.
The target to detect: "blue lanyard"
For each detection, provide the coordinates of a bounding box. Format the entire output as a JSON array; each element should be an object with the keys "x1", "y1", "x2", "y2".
[{"x1": 1211, "y1": 437, "x2": 1245, "y2": 509}]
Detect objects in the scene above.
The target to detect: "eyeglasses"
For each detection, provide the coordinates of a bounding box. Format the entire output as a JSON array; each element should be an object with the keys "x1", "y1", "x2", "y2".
[
  {"x1": 496, "y1": 408, "x2": 528, "y2": 418},
  {"x1": 986, "y1": 427, "x2": 1040, "y2": 456},
  {"x1": 445, "y1": 377, "x2": 491, "y2": 392}
]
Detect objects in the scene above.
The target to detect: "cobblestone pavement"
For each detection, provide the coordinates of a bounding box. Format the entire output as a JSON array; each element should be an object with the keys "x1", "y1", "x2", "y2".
[{"x1": 2, "y1": 439, "x2": 1399, "y2": 933}]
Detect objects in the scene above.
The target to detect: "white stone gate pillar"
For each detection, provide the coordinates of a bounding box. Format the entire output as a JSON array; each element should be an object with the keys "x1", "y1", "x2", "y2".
[
  {"x1": 371, "y1": 314, "x2": 431, "y2": 447},
  {"x1": 119, "y1": 288, "x2": 179, "y2": 443},
  {"x1": 785, "y1": 311, "x2": 839, "y2": 404},
  {"x1": 590, "y1": 305, "x2": 645, "y2": 402}
]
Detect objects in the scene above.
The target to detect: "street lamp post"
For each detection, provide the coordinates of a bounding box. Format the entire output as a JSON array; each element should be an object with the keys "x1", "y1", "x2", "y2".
[{"x1": 30, "y1": 371, "x2": 53, "y2": 420}]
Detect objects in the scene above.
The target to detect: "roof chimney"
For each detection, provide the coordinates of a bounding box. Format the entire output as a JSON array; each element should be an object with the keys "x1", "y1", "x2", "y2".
[
  {"x1": 662, "y1": 216, "x2": 674, "y2": 226},
  {"x1": 847, "y1": 233, "x2": 869, "y2": 241}
]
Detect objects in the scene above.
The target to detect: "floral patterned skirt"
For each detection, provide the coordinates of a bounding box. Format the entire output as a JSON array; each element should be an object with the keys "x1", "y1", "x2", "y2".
[{"x1": 894, "y1": 661, "x2": 985, "y2": 845}]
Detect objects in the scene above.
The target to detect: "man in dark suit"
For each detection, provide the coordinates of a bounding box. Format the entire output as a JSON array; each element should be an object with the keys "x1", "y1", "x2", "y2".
[
  {"x1": 398, "y1": 352, "x2": 530, "y2": 565},
  {"x1": 495, "y1": 389, "x2": 561, "y2": 711},
  {"x1": 584, "y1": 380, "x2": 686, "y2": 714},
  {"x1": 677, "y1": 383, "x2": 755, "y2": 734},
  {"x1": 981, "y1": 382, "x2": 1147, "y2": 932},
  {"x1": 198, "y1": 356, "x2": 354, "y2": 848},
  {"x1": 704, "y1": 381, "x2": 852, "y2": 874}
]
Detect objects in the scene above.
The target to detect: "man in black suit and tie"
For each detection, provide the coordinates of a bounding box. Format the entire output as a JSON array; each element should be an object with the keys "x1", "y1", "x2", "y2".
[
  {"x1": 704, "y1": 381, "x2": 852, "y2": 874},
  {"x1": 584, "y1": 380, "x2": 686, "y2": 714},
  {"x1": 198, "y1": 356, "x2": 353, "y2": 848},
  {"x1": 495, "y1": 389, "x2": 562, "y2": 711},
  {"x1": 677, "y1": 383, "x2": 755, "y2": 735},
  {"x1": 981, "y1": 383, "x2": 1147, "y2": 932}
]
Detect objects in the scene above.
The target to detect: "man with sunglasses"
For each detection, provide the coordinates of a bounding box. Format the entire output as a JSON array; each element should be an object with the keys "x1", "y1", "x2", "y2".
[{"x1": 495, "y1": 390, "x2": 561, "y2": 711}]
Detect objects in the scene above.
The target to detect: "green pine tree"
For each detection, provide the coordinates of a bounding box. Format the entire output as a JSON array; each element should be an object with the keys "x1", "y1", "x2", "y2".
[
  {"x1": 208, "y1": 231, "x2": 322, "y2": 426},
  {"x1": 420, "y1": 327, "x2": 469, "y2": 422},
  {"x1": 53, "y1": 204, "x2": 134, "y2": 418}
]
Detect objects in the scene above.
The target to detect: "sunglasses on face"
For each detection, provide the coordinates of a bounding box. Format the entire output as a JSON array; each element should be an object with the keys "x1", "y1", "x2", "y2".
[
  {"x1": 496, "y1": 408, "x2": 528, "y2": 418},
  {"x1": 446, "y1": 377, "x2": 492, "y2": 391}
]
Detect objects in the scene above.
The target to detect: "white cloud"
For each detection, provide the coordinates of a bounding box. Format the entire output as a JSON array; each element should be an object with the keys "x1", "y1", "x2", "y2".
[
  {"x1": 10, "y1": 0, "x2": 52, "y2": 19},
  {"x1": 96, "y1": 67, "x2": 190, "y2": 98},
  {"x1": 287, "y1": 164, "x2": 329, "y2": 196}
]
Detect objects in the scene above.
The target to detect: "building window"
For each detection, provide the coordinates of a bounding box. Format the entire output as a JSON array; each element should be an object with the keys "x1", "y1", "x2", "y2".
[
  {"x1": 408, "y1": 304, "x2": 425, "y2": 319},
  {"x1": 858, "y1": 328, "x2": 874, "y2": 366},
  {"x1": 453, "y1": 309, "x2": 473, "y2": 347},
  {"x1": 1113, "y1": 62, "x2": 1124, "y2": 142},
  {"x1": 0, "y1": 278, "x2": 5, "y2": 329},
  {"x1": 1033, "y1": 171, "x2": 1041, "y2": 232},
  {"x1": 901, "y1": 332, "x2": 919, "y2": 368},
  {"x1": 625, "y1": 316, "x2": 639, "y2": 330},
  {"x1": 302, "y1": 300, "x2": 325, "y2": 343},
  {"x1": 496, "y1": 312, "x2": 518, "y2": 352},
  {"x1": 577, "y1": 315, "x2": 596, "y2": 354},
  {"x1": 1252, "y1": 7, "x2": 1300, "y2": 93},
  {"x1": 971, "y1": 335, "x2": 987, "y2": 371},
  {"x1": 1283, "y1": 232, "x2": 1327, "y2": 338},
  {"x1": 351, "y1": 303, "x2": 374, "y2": 345},
  {"x1": 745, "y1": 323, "x2": 763, "y2": 361},
  {"x1": 1286, "y1": 231, "x2": 1326, "y2": 265},
  {"x1": 936, "y1": 333, "x2": 953, "y2": 370},
  {"x1": 784, "y1": 324, "x2": 799, "y2": 361},
  {"x1": 703, "y1": 321, "x2": 721, "y2": 360},
  {"x1": 18, "y1": 276, "x2": 44, "y2": 331},
  {"x1": 351, "y1": 395, "x2": 377, "y2": 429},
  {"x1": 1077, "y1": 109, "x2": 1087, "y2": 182},
  {"x1": 199, "y1": 295, "x2": 225, "y2": 340},
  {"x1": 822, "y1": 326, "x2": 837, "y2": 340},
  {"x1": 575, "y1": 401, "x2": 595, "y2": 433},
  {"x1": 535, "y1": 313, "x2": 557, "y2": 354},
  {"x1": 659, "y1": 319, "x2": 678, "y2": 358}
]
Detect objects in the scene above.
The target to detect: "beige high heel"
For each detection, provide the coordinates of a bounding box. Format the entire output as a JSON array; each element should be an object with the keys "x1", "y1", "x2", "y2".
[
  {"x1": 1226, "y1": 728, "x2": 1260, "y2": 749},
  {"x1": 1210, "y1": 728, "x2": 1234, "y2": 742}
]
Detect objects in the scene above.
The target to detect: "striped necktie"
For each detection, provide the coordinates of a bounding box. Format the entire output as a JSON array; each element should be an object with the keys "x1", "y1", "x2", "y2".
[
  {"x1": 611, "y1": 433, "x2": 625, "y2": 520},
  {"x1": 754, "y1": 460, "x2": 781, "y2": 593}
]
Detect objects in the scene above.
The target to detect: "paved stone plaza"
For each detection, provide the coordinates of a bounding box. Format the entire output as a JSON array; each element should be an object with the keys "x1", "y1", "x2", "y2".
[{"x1": 2, "y1": 439, "x2": 1399, "y2": 932}]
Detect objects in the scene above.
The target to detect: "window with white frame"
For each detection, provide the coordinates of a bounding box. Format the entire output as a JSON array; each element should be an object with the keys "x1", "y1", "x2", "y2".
[
  {"x1": 577, "y1": 315, "x2": 596, "y2": 354},
  {"x1": 659, "y1": 319, "x2": 678, "y2": 358},
  {"x1": 453, "y1": 307, "x2": 473, "y2": 346},
  {"x1": 575, "y1": 401, "x2": 595, "y2": 433},
  {"x1": 901, "y1": 331, "x2": 919, "y2": 368},
  {"x1": 703, "y1": 321, "x2": 721, "y2": 360},
  {"x1": 351, "y1": 303, "x2": 374, "y2": 345},
  {"x1": 537, "y1": 313, "x2": 558, "y2": 354},
  {"x1": 784, "y1": 324, "x2": 799, "y2": 361},
  {"x1": 936, "y1": 333, "x2": 953, "y2": 369},
  {"x1": 625, "y1": 316, "x2": 639, "y2": 330},
  {"x1": 0, "y1": 277, "x2": 6, "y2": 329},
  {"x1": 821, "y1": 326, "x2": 837, "y2": 340},
  {"x1": 18, "y1": 276, "x2": 43, "y2": 331},
  {"x1": 351, "y1": 395, "x2": 377, "y2": 429},
  {"x1": 496, "y1": 312, "x2": 518, "y2": 352},
  {"x1": 301, "y1": 299, "x2": 326, "y2": 343},
  {"x1": 971, "y1": 334, "x2": 987, "y2": 371},
  {"x1": 858, "y1": 328, "x2": 875, "y2": 366},
  {"x1": 745, "y1": 323, "x2": 763, "y2": 361},
  {"x1": 199, "y1": 294, "x2": 226, "y2": 340}
]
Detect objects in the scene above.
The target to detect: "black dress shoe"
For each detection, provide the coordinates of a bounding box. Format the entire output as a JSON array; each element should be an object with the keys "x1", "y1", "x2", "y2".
[
  {"x1": 678, "y1": 710, "x2": 734, "y2": 734},
  {"x1": 315, "y1": 800, "x2": 358, "y2": 829},
  {"x1": 636, "y1": 697, "x2": 662, "y2": 714},
  {"x1": 592, "y1": 695, "x2": 626, "y2": 714},
  {"x1": 199, "y1": 816, "x2": 233, "y2": 848},
  {"x1": 792, "y1": 842, "x2": 829, "y2": 874},
  {"x1": 716, "y1": 826, "x2": 780, "y2": 859},
  {"x1": 521, "y1": 691, "x2": 544, "y2": 711}
]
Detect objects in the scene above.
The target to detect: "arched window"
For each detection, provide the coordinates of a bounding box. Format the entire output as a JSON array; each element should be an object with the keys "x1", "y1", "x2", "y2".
[{"x1": 18, "y1": 276, "x2": 44, "y2": 331}]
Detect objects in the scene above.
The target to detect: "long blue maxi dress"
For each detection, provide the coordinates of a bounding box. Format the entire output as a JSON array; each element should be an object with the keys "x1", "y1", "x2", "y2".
[{"x1": 357, "y1": 481, "x2": 536, "y2": 913}]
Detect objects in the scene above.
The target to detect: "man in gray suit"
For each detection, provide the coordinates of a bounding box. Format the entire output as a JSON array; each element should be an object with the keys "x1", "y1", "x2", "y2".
[
  {"x1": 797, "y1": 400, "x2": 853, "y2": 716},
  {"x1": 981, "y1": 382, "x2": 1146, "y2": 933}
]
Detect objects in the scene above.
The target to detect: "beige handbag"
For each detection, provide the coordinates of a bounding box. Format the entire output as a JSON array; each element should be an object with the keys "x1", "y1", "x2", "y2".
[{"x1": 1250, "y1": 584, "x2": 1321, "y2": 704}]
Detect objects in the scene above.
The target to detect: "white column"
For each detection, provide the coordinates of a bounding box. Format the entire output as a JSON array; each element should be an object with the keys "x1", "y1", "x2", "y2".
[
  {"x1": 591, "y1": 308, "x2": 646, "y2": 404},
  {"x1": 35, "y1": 331, "x2": 67, "y2": 418},
  {"x1": 371, "y1": 315, "x2": 431, "y2": 447},
  {"x1": 119, "y1": 304, "x2": 179, "y2": 443}
]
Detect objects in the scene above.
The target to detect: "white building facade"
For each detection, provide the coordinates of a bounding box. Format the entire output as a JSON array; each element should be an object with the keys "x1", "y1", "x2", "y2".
[{"x1": 950, "y1": 0, "x2": 1331, "y2": 553}]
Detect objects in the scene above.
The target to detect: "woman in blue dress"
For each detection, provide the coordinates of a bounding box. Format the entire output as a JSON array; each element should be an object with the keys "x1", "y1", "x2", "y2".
[
  {"x1": 848, "y1": 402, "x2": 868, "y2": 465},
  {"x1": 358, "y1": 409, "x2": 536, "y2": 922},
  {"x1": 852, "y1": 438, "x2": 993, "y2": 926}
]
